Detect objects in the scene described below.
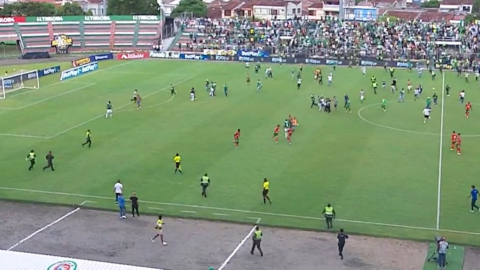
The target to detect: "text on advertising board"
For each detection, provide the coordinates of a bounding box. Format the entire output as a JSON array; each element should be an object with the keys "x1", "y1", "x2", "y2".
[{"x1": 117, "y1": 52, "x2": 149, "y2": 60}]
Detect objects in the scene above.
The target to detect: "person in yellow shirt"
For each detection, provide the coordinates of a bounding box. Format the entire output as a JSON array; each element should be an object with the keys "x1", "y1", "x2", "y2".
[
  {"x1": 81, "y1": 129, "x2": 92, "y2": 148},
  {"x1": 322, "y1": 203, "x2": 336, "y2": 229},
  {"x1": 262, "y1": 178, "x2": 272, "y2": 204},
  {"x1": 250, "y1": 226, "x2": 263, "y2": 256},
  {"x1": 151, "y1": 215, "x2": 167, "y2": 246},
  {"x1": 173, "y1": 153, "x2": 182, "y2": 174}
]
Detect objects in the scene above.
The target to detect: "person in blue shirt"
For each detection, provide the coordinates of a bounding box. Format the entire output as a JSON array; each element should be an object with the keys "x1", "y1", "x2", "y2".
[
  {"x1": 468, "y1": 185, "x2": 479, "y2": 212},
  {"x1": 344, "y1": 94, "x2": 349, "y2": 109},
  {"x1": 118, "y1": 194, "x2": 126, "y2": 218}
]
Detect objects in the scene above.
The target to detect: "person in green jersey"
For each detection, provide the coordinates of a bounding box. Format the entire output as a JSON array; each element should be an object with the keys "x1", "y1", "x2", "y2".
[
  {"x1": 426, "y1": 97, "x2": 431, "y2": 108},
  {"x1": 381, "y1": 98, "x2": 387, "y2": 112},
  {"x1": 345, "y1": 100, "x2": 351, "y2": 113},
  {"x1": 389, "y1": 67, "x2": 394, "y2": 78},
  {"x1": 256, "y1": 79, "x2": 262, "y2": 91},
  {"x1": 223, "y1": 84, "x2": 228, "y2": 97}
]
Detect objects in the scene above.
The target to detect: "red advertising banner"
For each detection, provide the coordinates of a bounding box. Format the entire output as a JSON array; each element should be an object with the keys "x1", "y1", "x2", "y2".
[
  {"x1": 0, "y1": 17, "x2": 26, "y2": 23},
  {"x1": 117, "y1": 52, "x2": 149, "y2": 60}
]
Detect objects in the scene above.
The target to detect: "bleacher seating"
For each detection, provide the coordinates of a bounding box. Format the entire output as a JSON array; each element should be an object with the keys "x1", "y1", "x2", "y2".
[
  {"x1": 82, "y1": 21, "x2": 112, "y2": 51},
  {"x1": 136, "y1": 21, "x2": 160, "y2": 50},
  {"x1": 17, "y1": 22, "x2": 50, "y2": 52},
  {"x1": 0, "y1": 23, "x2": 18, "y2": 44},
  {"x1": 113, "y1": 21, "x2": 136, "y2": 50}
]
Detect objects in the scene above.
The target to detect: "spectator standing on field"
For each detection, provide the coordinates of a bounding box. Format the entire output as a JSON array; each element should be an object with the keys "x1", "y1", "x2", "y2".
[
  {"x1": 437, "y1": 237, "x2": 448, "y2": 269},
  {"x1": 130, "y1": 192, "x2": 139, "y2": 217},
  {"x1": 114, "y1": 180, "x2": 123, "y2": 204},
  {"x1": 337, "y1": 228, "x2": 348, "y2": 260},
  {"x1": 42, "y1": 151, "x2": 54, "y2": 171},
  {"x1": 118, "y1": 194, "x2": 126, "y2": 219}
]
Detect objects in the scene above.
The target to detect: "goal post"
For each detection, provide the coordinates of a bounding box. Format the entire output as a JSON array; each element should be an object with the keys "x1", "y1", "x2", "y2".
[{"x1": 0, "y1": 69, "x2": 40, "y2": 99}]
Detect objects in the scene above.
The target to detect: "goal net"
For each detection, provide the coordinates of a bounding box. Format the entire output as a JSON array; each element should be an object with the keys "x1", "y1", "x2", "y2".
[{"x1": 0, "y1": 69, "x2": 40, "y2": 99}]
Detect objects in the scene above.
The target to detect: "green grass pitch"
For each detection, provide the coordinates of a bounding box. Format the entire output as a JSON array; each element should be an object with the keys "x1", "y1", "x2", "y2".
[{"x1": 1, "y1": 59, "x2": 480, "y2": 246}]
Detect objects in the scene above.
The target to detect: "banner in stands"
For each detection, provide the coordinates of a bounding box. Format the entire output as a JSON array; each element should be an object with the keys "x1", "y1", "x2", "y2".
[
  {"x1": 72, "y1": 53, "x2": 113, "y2": 67},
  {"x1": 60, "y1": 62, "x2": 98, "y2": 81},
  {"x1": 117, "y1": 52, "x2": 149, "y2": 60},
  {"x1": 237, "y1": 50, "x2": 270, "y2": 58},
  {"x1": 38, "y1": 66, "x2": 61, "y2": 77},
  {"x1": 203, "y1": 49, "x2": 236, "y2": 56},
  {"x1": 28, "y1": 15, "x2": 160, "y2": 22},
  {"x1": 51, "y1": 34, "x2": 73, "y2": 54},
  {"x1": 0, "y1": 16, "x2": 26, "y2": 23},
  {"x1": 149, "y1": 51, "x2": 180, "y2": 59}
]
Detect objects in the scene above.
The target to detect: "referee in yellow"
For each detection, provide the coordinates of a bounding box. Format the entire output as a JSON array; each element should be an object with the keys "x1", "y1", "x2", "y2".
[
  {"x1": 250, "y1": 226, "x2": 263, "y2": 256},
  {"x1": 262, "y1": 178, "x2": 272, "y2": 204},
  {"x1": 322, "y1": 203, "x2": 336, "y2": 229},
  {"x1": 173, "y1": 153, "x2": 182, "y2": 174}
]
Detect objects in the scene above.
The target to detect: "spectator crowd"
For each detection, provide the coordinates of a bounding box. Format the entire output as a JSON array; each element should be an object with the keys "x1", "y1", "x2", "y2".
[{"x1": 176, "y1": 17, "x2": 480, "y2": 63}]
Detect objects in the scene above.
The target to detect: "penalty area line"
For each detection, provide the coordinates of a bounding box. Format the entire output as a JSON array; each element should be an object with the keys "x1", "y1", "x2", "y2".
[
  {"x1": 2, "y1": 186, "x2": 480, "y2": 236},
  {"x1": 46, "y1": 76, "x2": 196, "y2": 139}
]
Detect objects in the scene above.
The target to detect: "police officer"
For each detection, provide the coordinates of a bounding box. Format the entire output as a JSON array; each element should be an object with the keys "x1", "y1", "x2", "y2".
[
  {"x1": 26, "y1": 149, "x2": 36, "y2": 171},
  {"x1": 322, "y1": 203, "x2": 336, "y2": 229},
  {"x1": 200, "y1": 173, "x2": 210, "y2": 198},
  {"x1": 250, "y1": 226, "x2": 263, "y2": 256}
]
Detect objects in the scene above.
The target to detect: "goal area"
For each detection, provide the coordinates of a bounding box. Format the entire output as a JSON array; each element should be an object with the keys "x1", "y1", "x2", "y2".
[{"x1": 0, "y1": 69, "x2": 40, "y2": 99}]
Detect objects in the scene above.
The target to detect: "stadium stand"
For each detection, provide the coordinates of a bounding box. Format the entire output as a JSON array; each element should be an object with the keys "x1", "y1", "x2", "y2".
[
  {"x1": 0, "y1": 23, "x2": 18, "y2": 44},
  {"x1": 17, "y1": 22, "x2": 50, "y2": 52},
  {"x1": 136, "y1": 21, "x2": 161, "y2": 50},
  {"x1": 171, "y1": 16, "x2": 474, "y2": 62},
  {"x1": 82, "y1": 21, "x2": 112, "y2": 51},
  {"x1": 51, "y1": 22, "x2": 82, "y2": 52}
]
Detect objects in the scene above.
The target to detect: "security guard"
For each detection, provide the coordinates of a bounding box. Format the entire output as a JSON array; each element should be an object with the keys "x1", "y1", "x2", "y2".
[
  {"x1": 200, "y1": 173, "x2": 210, "y2": 198},
  {"x1": 26, "y1": 149, "x2": 36, "y2": 170},
  {"x1": 250, "y1": 226, "x2": 263, "y2": 256},
  {"x1": 322, "y1": 203, "x2": 336, "y2": 229}
]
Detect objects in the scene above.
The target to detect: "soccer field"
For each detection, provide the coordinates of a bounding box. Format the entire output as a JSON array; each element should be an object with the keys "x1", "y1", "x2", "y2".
[{"x1": 1, "y1": 59, "x2": 480, "y2": 246}]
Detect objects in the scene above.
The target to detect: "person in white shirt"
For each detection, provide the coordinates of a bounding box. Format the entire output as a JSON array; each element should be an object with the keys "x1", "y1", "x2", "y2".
[
  {"x1": 423, "y1": 107, "x2": 431, "y2": 124},
  {"x1": 327, "y1": 73, "x2": 333, "y2": 86},
  {"x1": 361, "y1": 66, "x2": 366, "y2": 76},
  {"x1": 360, "y1": 90, "x2": 365, "y2": 103},
  {"x1": 114, "y1": 180, "x2": 123, "y2": 204},
  {"x1": 459, "y1": 90, "x2": 465, "y2": 104}
]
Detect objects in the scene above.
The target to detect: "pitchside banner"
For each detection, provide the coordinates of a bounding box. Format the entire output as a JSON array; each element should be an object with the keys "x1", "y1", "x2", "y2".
[
  {"x1": 60, "y1": 62, "x2": 98, "y2": 81},
  {"x1": 38, "y1": 66, "x2": 61, "y2": 77},
  {"x1": 148, "y1": 51, "x2": 433, "y2": 70},
  {"x1": 72, "y1": 53, "x2": 113, "y2": 67}
]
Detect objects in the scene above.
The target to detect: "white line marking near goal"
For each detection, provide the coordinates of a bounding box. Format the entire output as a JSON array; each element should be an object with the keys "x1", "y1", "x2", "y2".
[
  {"x1": 1, "y1": 186, "x2": 480, "y2": 236},
  {"x1": 181, "y1": 210, "x2": 197, "y2": 213},
  {"x1": 0, "y1": 83, "x2": 96, "y2": 110},
  {"x1": 213, "y1": 213, "x2": 229, "y2": 216},
  {"x1": 7, "y1": 207, "x2": 81, "y2": 251},
  {"x1": 46, "y1": 76, "x2": 196, "y2": 139},
  {"x1": 218, "y1": 218, "x2": 261, "y2": 270},
  {"x1": 436, "y1": 72, "x2": 446, "y2": 230},
  {"x1": 246, "y1": 217, "x2": 261, "y2": 221},
  {"x1": 0, "y1": 133, "x2": 49, "y2": 139},
  {"x1": 80, "y1": 200, "x2": 97, "y2": 206}
]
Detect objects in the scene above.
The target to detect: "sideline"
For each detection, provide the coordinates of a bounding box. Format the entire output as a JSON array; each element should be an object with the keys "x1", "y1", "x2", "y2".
[
  {"x1": 1, "y1": 186, "x2": 480, "y2": 237},
  {"x1": 436, "y1": 71, "x2": 446, "y2": 230}
]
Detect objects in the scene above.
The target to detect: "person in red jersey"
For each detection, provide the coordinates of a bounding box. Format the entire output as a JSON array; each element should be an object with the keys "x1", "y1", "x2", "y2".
[
  {"x1": 233, "y1": 129, "x2": 241, "y2": 148},
  {"x1": 272, "y1": 125, "x2": 280, "y2": 144},
  {"x1": 451, "y1": 131, "x2": 457, "y2": 151},
  {"x1": 465, "y1": 102, "x2": 472, "y2": 118},
  {"x1": 287, "y1": 128, "x2": 293, "y2": 145},
  {"x1": 456, "y1": 133, "x2": 462, "y2": 155}
]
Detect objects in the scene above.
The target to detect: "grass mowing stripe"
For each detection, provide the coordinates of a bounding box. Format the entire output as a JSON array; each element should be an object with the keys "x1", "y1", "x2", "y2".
[
  {"x1": 3, "y1": 186, "x2": 480, "y2": 236},
  {"x1": 436, "y1": 71, "x2": 446, "y2": 230}
]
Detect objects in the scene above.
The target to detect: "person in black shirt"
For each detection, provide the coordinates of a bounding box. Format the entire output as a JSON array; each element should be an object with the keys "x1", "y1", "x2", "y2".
[
  {"x1": 337, "y1": 228, "x2": 349, "y2": 260},
  {"x1": 130, "y1": 192, "x2": 139, "y2": 217},
  {"x1": 43, "y1": 151, "x2": 54, "y2": 171}
]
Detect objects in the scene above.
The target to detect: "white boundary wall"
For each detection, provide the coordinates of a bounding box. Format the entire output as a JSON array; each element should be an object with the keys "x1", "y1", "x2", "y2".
[{"x1": 0, "y1": 250, "x2": 165, "y2": 270}]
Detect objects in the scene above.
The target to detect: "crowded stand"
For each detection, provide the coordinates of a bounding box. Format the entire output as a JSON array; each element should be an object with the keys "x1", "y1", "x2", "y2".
[{"x1": 173, "y1": 17, "x2": 478, "y2": 64}]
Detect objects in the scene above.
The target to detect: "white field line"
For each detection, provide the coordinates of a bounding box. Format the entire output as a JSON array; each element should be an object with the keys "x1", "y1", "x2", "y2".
[
  {"x1": 7, "y1": 81, "x2": 92, "y2": 99},
  {"x1": 3, "y1": 61, "x2": 135, "y2": 100},
  {"x1": 0, "y1": 83, "x2": 96, "y2": 110},
  {"x1": 6, "y1": 207, "x2": 81, "y2": 251},
  {"x1": 213, "y1": 213, "x2": 229, "y2": 216},
  {"x1": 436, "y1": 72, "x2": 446, "y2": 230},
  {"x1": 218, "y1": 218, "x2": 261, "y2": 270},
  {"x1": 0, "y1": 133, "x2": 48, "y2": 139},
  {"x1": 1, "y1": 186, "x2": 480, "y2": 236},
  {"x1": 181, "y1": 210, "x2": 197, "y2": 213},
  {"x1": 46, "y1": 76, "x2": 195, "y2": 139}
]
